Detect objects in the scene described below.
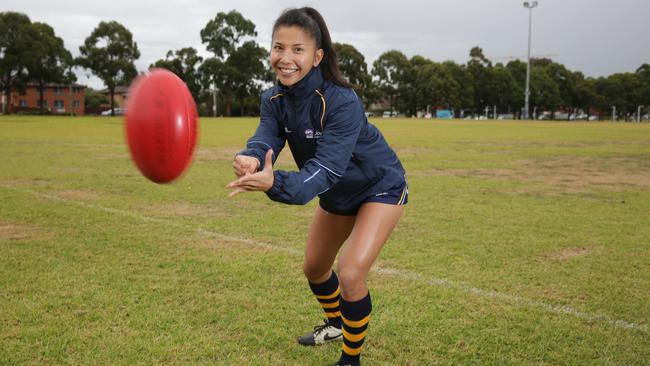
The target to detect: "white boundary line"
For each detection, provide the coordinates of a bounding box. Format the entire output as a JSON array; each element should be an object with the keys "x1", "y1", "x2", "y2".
[{"x1": 2, "y1": 185, "x2": 647, "y2": 334}]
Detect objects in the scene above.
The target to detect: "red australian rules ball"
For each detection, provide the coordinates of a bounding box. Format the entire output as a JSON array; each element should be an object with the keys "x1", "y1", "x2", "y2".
[{"x1": 124, "y1": 68, "x2": 198, "y2": 183}]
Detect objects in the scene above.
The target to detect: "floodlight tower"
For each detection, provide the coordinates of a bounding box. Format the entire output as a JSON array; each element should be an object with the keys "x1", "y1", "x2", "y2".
[{"x1": 523, "y1": 1, "x2": 538, "y2": 119}]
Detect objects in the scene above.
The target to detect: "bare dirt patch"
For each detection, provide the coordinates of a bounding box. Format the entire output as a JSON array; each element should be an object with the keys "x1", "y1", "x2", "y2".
[
  {"x1": 542, "y1": 246, "x2": 601, "y2": 261},
  {"x1": 0, "y1": 222, "x2": 48, "y2": 242},
  {"x1": 410, "y1": 155, "x2": 650, "y2": 193},
  {"x1": 57, "y1": 189, "x2": 102, "y2": 201}
]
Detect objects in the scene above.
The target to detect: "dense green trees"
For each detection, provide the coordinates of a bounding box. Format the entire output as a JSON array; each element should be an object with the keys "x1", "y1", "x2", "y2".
[
  {"x1": 151, "y1": 47, "x2": 203, "y2": 103},
  {"x1": 28, "y1": 22, "x2": 73, "y2": 114},
  {"x1": 199, "y1": 10, "x2": 269, "y2": 116},
  {"x1": 1, "y1": 10, "x2": 648, "y2": 119},
  {"x1": 77, "y1": 20, "x2": 140, "y2": 116},
  {"x1": 0, "y1": 12, "x2": 39, "y2": 113}
]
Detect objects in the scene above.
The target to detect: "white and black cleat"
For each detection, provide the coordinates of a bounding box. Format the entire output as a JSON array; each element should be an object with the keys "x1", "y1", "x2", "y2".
[{"x1": 298, "y1": 319, "x2": 343, "y2": 346}]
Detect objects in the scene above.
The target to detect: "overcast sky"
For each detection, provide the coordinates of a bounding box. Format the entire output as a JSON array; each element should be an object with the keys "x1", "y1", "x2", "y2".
[{"x1": 3, "y1": 0, "x2": 649, "y2": 89}]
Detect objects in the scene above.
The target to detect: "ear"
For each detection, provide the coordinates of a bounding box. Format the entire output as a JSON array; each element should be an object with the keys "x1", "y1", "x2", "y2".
[{"x1": 313, "y1": 48, "x2": 324, "y2": 67}]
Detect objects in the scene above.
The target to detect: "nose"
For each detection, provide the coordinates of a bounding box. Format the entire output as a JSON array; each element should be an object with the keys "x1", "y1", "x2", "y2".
[{"x1": 277, "y1": 50, "x2": 292, "y2": 66}]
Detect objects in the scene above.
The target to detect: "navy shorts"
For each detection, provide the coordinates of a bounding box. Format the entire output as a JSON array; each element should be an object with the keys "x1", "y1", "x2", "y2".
[{"x1": 319, "y1": 180, "x2": 408, "y2": 216}]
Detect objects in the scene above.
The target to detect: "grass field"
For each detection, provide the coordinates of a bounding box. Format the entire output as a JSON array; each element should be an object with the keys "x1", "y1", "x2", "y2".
[{"x1": 1, "y1": 115, "x2": 649, "y2": 365}]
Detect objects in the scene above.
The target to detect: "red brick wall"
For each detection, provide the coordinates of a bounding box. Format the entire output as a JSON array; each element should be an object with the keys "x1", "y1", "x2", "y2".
[{"x1": 8, "y1": 84, "x2": 86, "y2": 115}]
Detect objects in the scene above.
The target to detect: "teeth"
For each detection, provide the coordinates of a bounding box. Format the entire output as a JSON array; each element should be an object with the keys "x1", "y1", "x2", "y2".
[{"x1": 280, "y1": 67, "x2": 298, "y2": 74}]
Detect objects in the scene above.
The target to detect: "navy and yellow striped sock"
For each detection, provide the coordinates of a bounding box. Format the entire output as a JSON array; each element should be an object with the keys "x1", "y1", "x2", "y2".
[
  {"x1": 308, "y1": 271, "x2": 342, "y2": 329},
  {"x1": 339, "y1": 292, "x2": 372, "y2": 365}
]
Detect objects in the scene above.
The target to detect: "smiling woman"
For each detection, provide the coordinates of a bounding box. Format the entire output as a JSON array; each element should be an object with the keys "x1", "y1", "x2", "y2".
[
  {"x1": 271, "y1": 26, "x2": 323, "y2": 87},
  {"x1": 226, "y1": 7, "x2": 408, "y2": 366}
]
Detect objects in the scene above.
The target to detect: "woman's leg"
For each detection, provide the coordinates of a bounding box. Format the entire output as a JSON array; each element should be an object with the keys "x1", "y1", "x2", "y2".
[
  {"x1": 303, "y1": 206, "x2": 356, "y2": 283},
  {"x1": 336, "y1": 202, "x2": 404, "y2": 365},
  {"x1": 299, "y1": 206, "x2": 356, "y2": 346}
]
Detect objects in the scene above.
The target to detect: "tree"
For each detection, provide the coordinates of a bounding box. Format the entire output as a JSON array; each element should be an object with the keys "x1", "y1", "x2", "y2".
[
  {"x1": 227, "y1": 41, "x2": 270, "y2": 116},
  {"x1": 573, "y1": 72, "x2": 598, "y2": 116},
  {"x1": 371, "y1": 50, "x2": 409, "y2": 113},
  {"x1": 0, "y1": 12, "x2": 33, "y2": 114},
  {"x1": 84, "y1": 88, "x2": 108, "y2": 109},
  {"x1": 27, "y1": 22, "x2": 73, "y2": 114},
  {"x1": 151, "y1": 47, "x2": 203, "y2": 103},
  {"x1": 467, "y1": 46, "x2": 493, "y2": 112},
  {"x1": 333, "y1": 42, "x2": 372, "y2": 106},
  {"x1": 530, "y1": 67, "x2": 561, "y2": 114},
  {"x1": 542, "y1": 61, "x2": 578, "y2": 111},
  {"x1": 636, "y1": 64, "x2": 650, "y2": 109},
  {"x1": 200, "y1": 10, "x2": 267, "y2": 116},
  {"x1": 506, "y1": 60, "x2": 527, "y2": 117},
  {"x1": 443, "y1": 61, "x2": 474, "y2": 112},
  {"x1": 486, "y1": 64, "x2": 520, "y2": 113},
  {"x1": 78, "y1": 20, "x2": 140, "y2": 116}
]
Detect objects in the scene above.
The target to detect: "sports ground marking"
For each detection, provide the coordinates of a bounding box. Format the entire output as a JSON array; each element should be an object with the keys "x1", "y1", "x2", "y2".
[{"x1": 2, "y1": 185, "x2": 647, "y2": 334}]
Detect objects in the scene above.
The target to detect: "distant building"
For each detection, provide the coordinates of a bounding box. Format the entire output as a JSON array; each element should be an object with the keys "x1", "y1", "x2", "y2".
[
  {"x1": 100, "y1": 86, "x2": 130, "y2": 108},
  {"x1": 1, "y1": 83, "x2": 86, "y2": 115}
]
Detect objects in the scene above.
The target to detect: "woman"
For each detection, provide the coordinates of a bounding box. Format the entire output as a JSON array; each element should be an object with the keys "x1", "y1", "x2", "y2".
[{"x1": 227, "y1": 7, "x2": 407, "y2": 366}]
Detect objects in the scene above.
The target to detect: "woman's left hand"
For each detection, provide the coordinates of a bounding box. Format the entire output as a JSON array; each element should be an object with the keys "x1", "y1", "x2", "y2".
[{"x1": 226, "y1": 149, "x2": 274, "y2": 197}]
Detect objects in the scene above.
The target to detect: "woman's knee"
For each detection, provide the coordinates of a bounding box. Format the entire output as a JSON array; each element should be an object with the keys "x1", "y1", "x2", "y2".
[
  {"x1": 336, "y1": 265, "x2": 367, "y2": 298},
  {"x1": 303, "y1": 260, "x2": 331, "y2": 283}
]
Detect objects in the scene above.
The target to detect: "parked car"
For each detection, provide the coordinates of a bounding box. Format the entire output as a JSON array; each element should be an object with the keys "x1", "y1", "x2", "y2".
[
  {"x1": 382, "y1": 111, "x2": 398, "y2": 118},
  {"x1": 101, "y1": 108, "x2": 126, "y2": 116}
]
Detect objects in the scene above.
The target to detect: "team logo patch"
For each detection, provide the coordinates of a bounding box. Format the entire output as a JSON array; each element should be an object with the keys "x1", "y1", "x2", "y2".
[{"x1": 305, "y1": 129, "x2": 322, "y2": 139}]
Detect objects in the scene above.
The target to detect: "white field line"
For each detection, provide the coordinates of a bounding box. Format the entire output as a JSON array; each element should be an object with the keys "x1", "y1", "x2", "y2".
[{"x1": 2, "y1": 185, "x2": 647, "y2": 334}]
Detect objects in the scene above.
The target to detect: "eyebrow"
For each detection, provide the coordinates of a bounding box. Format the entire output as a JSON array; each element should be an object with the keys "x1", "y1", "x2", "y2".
[{"x1": 273, "y1": 41, "x2": 305, "y2": 47}]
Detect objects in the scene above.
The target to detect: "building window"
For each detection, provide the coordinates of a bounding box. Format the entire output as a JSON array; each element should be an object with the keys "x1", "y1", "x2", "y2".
[
  {"x1": 37, "y1": 100, "x2": 48, "y2": 108},
  {"x1": 54, "y1": 100, "x2": 65, "y2": 109},
  {"x1": 19, "y1": 100, "x2": 28, "y2": 107},
  {"x1": 54, "y1": 87, "x2": 64, "y2": 95},
  {"x1": 73, "y1": 100, "x2": 80, "y2": 108},
  {"x1": 73, "y1": 87, "x2": 81, "y2": 94}
]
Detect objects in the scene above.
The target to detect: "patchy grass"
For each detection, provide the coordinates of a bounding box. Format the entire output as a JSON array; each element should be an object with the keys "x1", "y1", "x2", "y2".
[{"x1": 1, "y1": 116, "x2": 649, "y2": 365}]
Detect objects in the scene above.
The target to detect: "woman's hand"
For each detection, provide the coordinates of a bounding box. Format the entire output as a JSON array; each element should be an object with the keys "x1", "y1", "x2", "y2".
[
  {"x1": 227, "y1": 149, "x2": 274, "y2": 197},
  {"x1": 233, "y1": 154, "x2": 260, "y2": 178}
]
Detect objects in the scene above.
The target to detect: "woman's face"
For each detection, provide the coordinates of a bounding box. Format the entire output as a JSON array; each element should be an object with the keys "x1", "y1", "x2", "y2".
[{"x1": 270, "y1": 26, "x2": 323, "y2": 87}]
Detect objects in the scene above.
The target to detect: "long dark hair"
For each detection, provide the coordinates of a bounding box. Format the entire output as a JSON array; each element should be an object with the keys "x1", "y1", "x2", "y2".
[{"x1": 273, "y1": 7, "x2": 353, "y2": 88}]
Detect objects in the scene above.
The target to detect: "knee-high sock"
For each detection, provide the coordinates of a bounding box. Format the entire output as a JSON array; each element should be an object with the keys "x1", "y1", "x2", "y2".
[
  {"x1": 308, "y1": 271, "x2": 342, "y2": 329},
  {"x1": 340, "y1": 292, "x2": 372, "y2": 365}
]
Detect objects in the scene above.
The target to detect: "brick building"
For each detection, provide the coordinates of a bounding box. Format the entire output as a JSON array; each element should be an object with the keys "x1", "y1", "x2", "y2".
[
  {"x1": 1, "y1": 83, "x2": 86, "y2": 115},
  {"x1": 100, "y1": 86, "x2": 129, "y2": 108}
]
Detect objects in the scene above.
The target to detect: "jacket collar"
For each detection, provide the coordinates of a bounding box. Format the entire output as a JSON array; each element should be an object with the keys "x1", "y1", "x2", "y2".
[{"x1": 278, "y1": 67, "x2": 323, "y2": 98}]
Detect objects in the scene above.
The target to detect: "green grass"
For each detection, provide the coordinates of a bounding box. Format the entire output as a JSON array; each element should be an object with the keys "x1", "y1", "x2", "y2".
[{"x1": 1, "y1": 115, "x2": 649, "y2": 365}]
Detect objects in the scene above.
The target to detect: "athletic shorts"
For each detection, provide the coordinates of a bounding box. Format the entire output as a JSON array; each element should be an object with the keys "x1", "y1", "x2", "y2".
[{"x1": 319, "y1": 179, "x2": 408, "y2": 216}]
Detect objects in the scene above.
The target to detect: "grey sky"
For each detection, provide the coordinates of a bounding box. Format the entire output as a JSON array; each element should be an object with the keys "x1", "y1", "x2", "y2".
[{"x1": 3, "y1": 0, "x2": 649, "y2": 89}]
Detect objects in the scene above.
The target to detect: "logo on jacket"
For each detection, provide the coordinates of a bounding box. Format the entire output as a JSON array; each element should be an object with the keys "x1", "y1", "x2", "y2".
[{"x1": 305, "y1": 129, "x2": 322, "y2": 139}]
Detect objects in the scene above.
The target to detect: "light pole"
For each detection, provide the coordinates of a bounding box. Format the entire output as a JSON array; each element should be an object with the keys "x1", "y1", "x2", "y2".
[{"x1": 523, "y1": 1, "x2": 538, "y2": 120}]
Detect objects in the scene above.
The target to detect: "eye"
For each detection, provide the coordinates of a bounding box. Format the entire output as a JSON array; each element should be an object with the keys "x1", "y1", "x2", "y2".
[
  {"x1": 294, "y1": 47, "x2": 304, "y2": 53},
  {"x1": 273, "y1": 45, "x2": 283, "y2": 51}
]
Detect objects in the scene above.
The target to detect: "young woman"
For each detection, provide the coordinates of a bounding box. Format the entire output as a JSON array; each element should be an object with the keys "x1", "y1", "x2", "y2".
[{"x1": 227, "y1": 7, "x2": 407, "y2": 366}]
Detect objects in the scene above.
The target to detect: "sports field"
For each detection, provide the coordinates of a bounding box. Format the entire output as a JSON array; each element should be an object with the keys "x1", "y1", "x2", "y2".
[{"x1": 1, "y1": 116, "x2": 649, "y2": 365}]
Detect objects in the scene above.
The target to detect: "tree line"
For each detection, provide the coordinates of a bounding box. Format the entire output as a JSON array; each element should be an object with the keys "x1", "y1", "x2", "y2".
[{"x1": 2, "y1": 10, "x2": 649, "y2": 119}]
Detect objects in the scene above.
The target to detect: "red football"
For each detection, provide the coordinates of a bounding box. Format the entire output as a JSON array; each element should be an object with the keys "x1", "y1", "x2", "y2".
[{"x1": 124, "y1": 68, "x2": 198, "y2": 183}]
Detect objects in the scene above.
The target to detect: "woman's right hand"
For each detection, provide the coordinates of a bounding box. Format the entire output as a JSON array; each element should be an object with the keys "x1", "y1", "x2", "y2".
[{"x1": 232, "y1": 155, "x2": 260, "y2": 178}]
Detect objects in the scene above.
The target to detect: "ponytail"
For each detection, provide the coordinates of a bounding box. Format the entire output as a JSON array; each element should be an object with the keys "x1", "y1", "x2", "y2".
[{"x1": 273, "y1": 7, "x2": 353, "y2": 88}]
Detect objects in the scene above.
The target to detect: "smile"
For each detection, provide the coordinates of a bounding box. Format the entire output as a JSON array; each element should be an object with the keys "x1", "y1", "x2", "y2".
[{"x1": 279, "y1": 67, "x2": 299, "y2": 75}]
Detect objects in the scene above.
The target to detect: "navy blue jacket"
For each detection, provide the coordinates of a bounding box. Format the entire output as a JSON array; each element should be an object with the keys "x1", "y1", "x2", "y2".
[{"x1": 239, "y1": 67, "x2": 405, "y2": 208}]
